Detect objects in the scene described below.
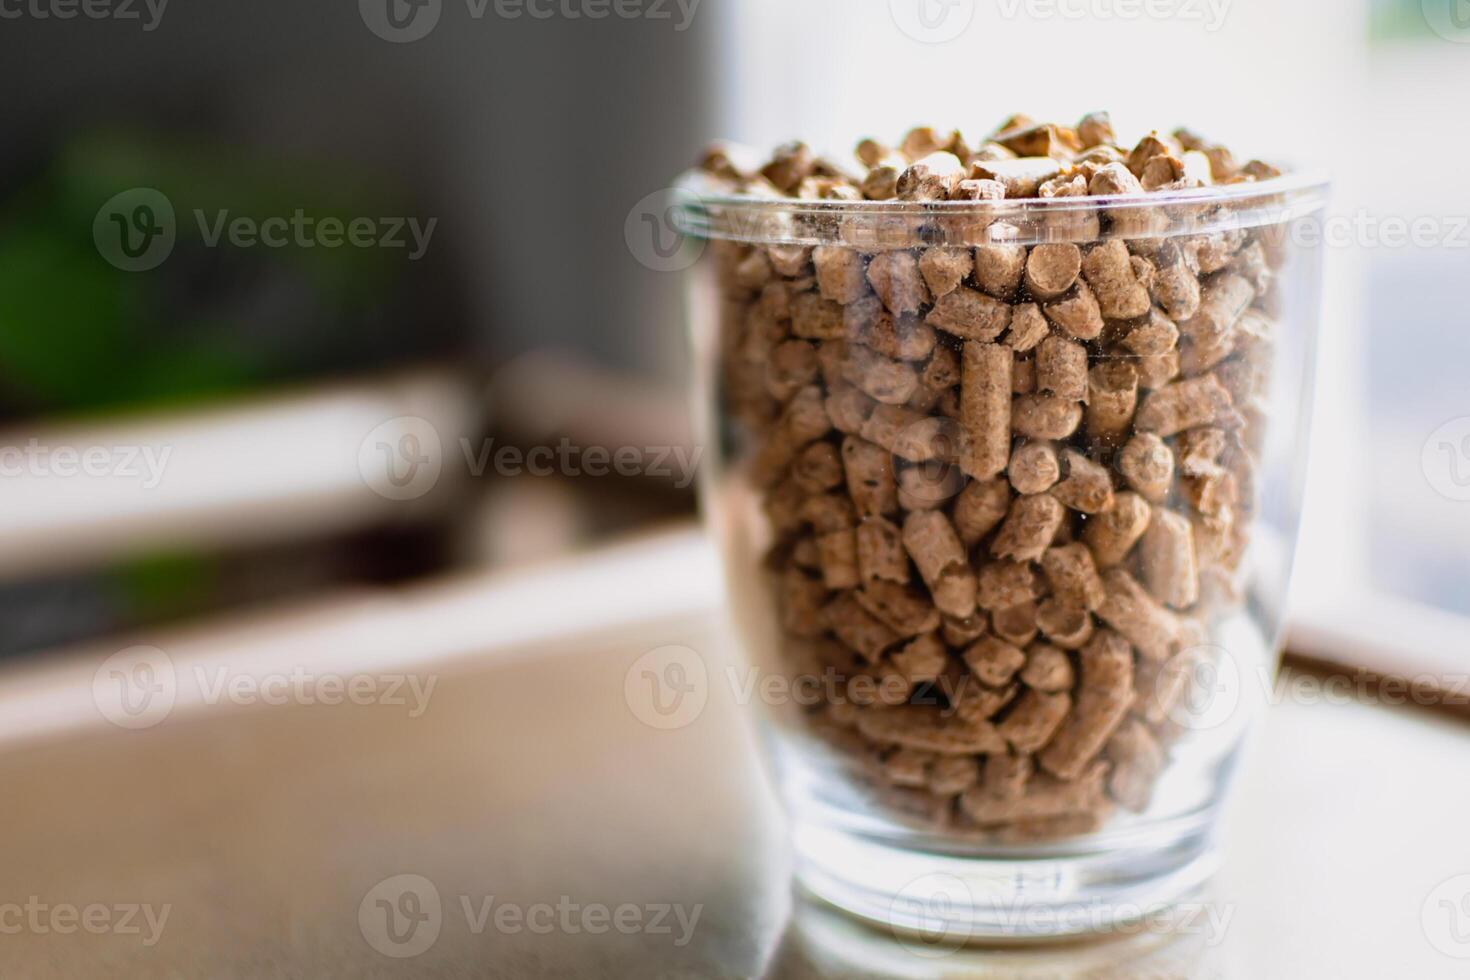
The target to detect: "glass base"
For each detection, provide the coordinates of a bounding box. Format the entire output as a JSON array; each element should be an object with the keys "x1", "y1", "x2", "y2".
[{"x1": 792, "y1": 813, "x2": 1220, "y2": 943}]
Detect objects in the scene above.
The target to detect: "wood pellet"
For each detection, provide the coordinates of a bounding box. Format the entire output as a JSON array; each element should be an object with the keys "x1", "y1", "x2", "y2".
[{"x1": 698, "y1": 112, "x2": 1285, "y2": 840}]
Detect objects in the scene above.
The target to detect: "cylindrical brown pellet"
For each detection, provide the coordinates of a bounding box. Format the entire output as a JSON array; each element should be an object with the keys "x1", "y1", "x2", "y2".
[
  {"x1": 1040, "y1": 542, "x2": 1106, "y2": 610},
  {"x1": 954, "y1": 476, "x2": 1012, "y2": 547},
  {"x1": 962, "y1": 761, "x2": 1108, "y2": 824},
  {"x1": 1035, "y1": 335, "x2": 1089, "y2": 402},
  {"x1": 1082, "y1": 491, "x2": 1151, "y2": 567},
  {"x1": 1035, "y1": 598, "x2": 1095, "y2": 650},
  {"x1": 979, "y1": 751, "x2": 1032, "y2": 802},
  {"x1": 1138, "y1": 508, "x2": 1200, "y2": 610},
  {"x1": 1051, "y1": 449, "x2": 1115, "y2": 514},
  {"x1": 823, "y1": 592, "x2": 900, "y2": 662},
  {"x1": 902, "y1": 510, "x2": 977, "y2": 618},
  {"x1": 1081, "y1": 239, "x2": 1151, "y2": 320},
  {"x1": 856, "y1": 580, "x2": 942, "y2": 637},
  {"x1": 856, "y1": 516, "x2": 909, "y2": 583},
  {"x1": 1134, "y1": 374, "x2": 1238, "y2": 436},
  {"x1": 1096, "y1": 568, "x2": 1178, "y2": 661},
  {"x1": 977, "y1": 559, "x2": 1042, "y2": 611},
  {"x1": 1021, "y1": 643, "x2": 1075, "y2": 692},
  {"x1": 992, "y1": 600, "x2": 1040, "y2": 648},
  {"x1": 1005, "y1": 302, "x2": 1051, "y2": 352},
  {"x1": 972, "y1": 243, "x2": 1028, "y2": 299},
  {"x1": 1009, "y1": 440, "x2": 1061, "y2": 495},
  {"x1": 1038, "y1": 631, "x2": 1134, "y2": 779},
  {"x1": 792, "y1": 441, "x2": 845, "y2": 495},
  {"x1": 959, "y1": 341, "x2": 1013, "y2": 480},
  {"x1": 1042, "y1": 281, "x2": 1104, "y2": 341},
  {"x1": 1011, "y1": 394, "x2": 1083, "y2": 440},
  {"x1": 840, "y1": 436, "x2": 898, "y2": 517},
  {"x1": 813, "y1": 246, "x2": 869, "y2": 304},
  {"x1": 843, "y1": 343, "x2": 920, "y2": 406},
  {"x1": 929, "y1": 754, "x2": 981, "y2": 796},
  {"x1": 1024, "y1": 243, "x2": 1082, "y2": 300},
  {"x1": 1180, "y1": 272, "x2": 1254, "y2": 344},
  {"x1": 990, "y1": 493, "x2": 1066, "y2": 563},
  {"x1": 1085, "y1": 362, "x2": 1139, "y2": 444},
  {"x1": 926, "y1": 287, "x2": 1013, "y2": 341},
  {"x1": 816, "y1": 529, "x2": 860, "y2": 589},
  {"x1": 1117, "y1": 433, "x2": 1175, "y2": 502},
  {"x1": 1106, "y1": 719, "x2": 1165, "y2": 812},
  {"x1": 866, "y1": 250, "x2": 931, "y2": 316},
  {"x1": 963, "y1": 636, "x2": 1027, "y2": 686},
  {"x1": 918, "y1": 246, "x2": 974, "y2": 299},
  {"x1": 998, "y1": 689, "x2": 1073, "y2": 753}
]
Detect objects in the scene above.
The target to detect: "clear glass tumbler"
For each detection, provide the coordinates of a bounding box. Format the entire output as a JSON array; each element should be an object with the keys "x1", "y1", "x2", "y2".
[{"x1": 677, "y1": 171, "x2": 1328, "y2": 939}]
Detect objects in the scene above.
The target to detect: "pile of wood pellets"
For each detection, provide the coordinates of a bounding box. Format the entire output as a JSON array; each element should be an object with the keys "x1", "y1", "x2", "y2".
[{"x1": 698, "y1": 112, "x2": 1284, "y2": 841}]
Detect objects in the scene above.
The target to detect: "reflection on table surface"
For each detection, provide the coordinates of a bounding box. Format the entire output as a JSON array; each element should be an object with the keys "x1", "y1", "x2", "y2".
[{"x1": 0, "y1": 586, "x2": 1467, "y2": 977}]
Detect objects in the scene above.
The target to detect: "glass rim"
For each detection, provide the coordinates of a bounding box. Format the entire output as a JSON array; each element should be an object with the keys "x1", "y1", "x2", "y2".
[{"x1": 671, "y1": 168, "x2": 1332, "y2": 246}]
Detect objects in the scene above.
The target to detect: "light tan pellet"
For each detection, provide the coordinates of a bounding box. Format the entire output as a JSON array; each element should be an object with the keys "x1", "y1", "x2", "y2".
[
  {"x1": 1180, "y1": 272, "x2": 1254, "y2": 344},
  {"x1": 942, "y1": 613, "x2": 989, "y2": 648},
  {"x1": 899, "y1": 126, "x2": 946, "y2": 161},
  {"x1": 812, "y1": 246, "x2": 868, "y2": 304},
  {"x1": 1117, "y1": 433, "x2": 1174, "y2": 502},
  {"x1": 1004, "y1": 302, "x2": 1050, "y2": 352},
  {"x1": 780, "y1": 567, "x2": 829, "y2": 637},
  {"x1": 1096, "y1": 568, "x2": 1178, "y2": 660},
  {"x1": 1139, "y1": 508, "x2": 1199, "y2": 609},
  {"x1": 1134, "y1": 374, "x2": 1239, "y2": 436},
  {"x1": 823, "y1": 591, "x2": 900, "y2": 662},
  {"x1": 1042, "y1": 281, "x2": 1105, "y2": 341},
  {"x1": 824, "y1": 382, "x2": 877, "y2": 434},
  {"x1": 861, "y1": 165, "x2": 901, "y2": 201},
  {"x1": 861, "y1": 405, "x2": 956, "y2": 463},
  {"x1": 857, "y1": 705, "x2": 1006, "y2": 754},
  {"x1": 1077, "y1": 111, "x2": 1115, "y2": 148},
  {"x1": 1038, "y1": 631, "x2": 1134, "y2": 780},
  {"x1": 1041, "y1": 542, "x2": 1106, "y2": 610},
  {"x1": 1036, "y1": 335, "x2": 1089, "y2": 402},
  {"x1": 963, "y1": 761, "x2": 1109, "y2": 825},
  {"x1": 1177, "y1": 427, "x2": 1229, "y2": 478},
  {"x1": 990, "y1": 493, "x2": 1066, "y2": 563},
  {"x1": 970, "y1": 156, "x2": 1063, "y2": 198},
  {"x1": 897, "y1": 462, "x2": 964, "y2": 511},
  {"x1": 882, "y1": 747, "x2": 934, "y2": 788},
  {"x1": 790, "y1": 291, "x2": 846, "y2": 340},
  {"x1": 897, "y1": 151, "x2": 966, "y2": 201},
  {"x1": 1083, "y1": 491, "x2": 1152, "y2": 567},
  {"x1": 926, "y1": 288, "x2": 1013, "y2": 341},
  {"x1": 856, "y1": 516, "x2": 909, "y2": 583},
  {"x1": 998, "y1": 689, "x2": 1073, "y2": 753},
  {"x1": 1084, "y1": 362, "x2": 1139, "y2": 445},
  {"x1": 816, "y1": 529, "x2": 861, "y2": 589},
  {"x1": 1009, "y1": 440, "x2": 1061, "y2": 494},
  {"x1": 959, "y1": 342, "x2": 1013, "y2": 479},
  {"x1": 1021, "y1": 643, "x2": 1075, "y2": 692},
  {"x1": 1123, "y1": 311, "x2": 1181, "y2": 356},
  {"x1": 919, "y1": 247, "x2": 974, "y2": 298},
  {"x1": 1150, "y1": 242, "x2": 1202, "y2": 320},
  {"x1": 840, "y1": 436, "x2": 898, "y2": 517},
  {"x1": 867, "y1": 251, "x2": 931, "y2": 316},
  {"x1": 963, "y1": 636, "x2": 1027, "y2": 686},
  {"x1": 792, "y1": 441, "x2": 844, "y2": 495},
  {"x1": 930, "y1": 755, "x2": 981, "y2": 796},
  {"x1": 858, "y1": 312, "x2": 938, "y2": 362},
  {"x1": 1035, "y1": 599, "x2": 1095, "y2": 649},
  {"x1": 920, "y1": 344, "x2": 961, "y2": 390},
  {"x1": 977, "y1": 559, "x2": 1042, "y2": 611},
  {"x1": 953, "y1": 476, "x2": 1012, "y2": 547},
  {"x1": 1011, "y1": 394, "x2": 1083, "y2": 440},
  {"x1": 992, "y1": 601, "x2": 1040, "y2": 647},
  {"x1": 843, "y1": 343, "x2": 921, "y2": 406},
  {"x1": 1052, "y1": 450, "x2": 1115, "y2": 514},
  {"x1": 892, "y1": 632, "x2": 947, "y2": 686},
  {"x1": 1025, "y1": 243, "x2": 1082, "y2": 300},
  {"x1": 857, "y1": 580, "x2": 943, "y2": 637},
  {"x1": 1106, "y1": 719, "x2": 1165, "y2": 811},
  {"x1": 1080, "y1": 240, "x2": 1152, "y2": 320},
  {"x1": 902, "y1": 510, "x2": 978, "y2": 618},
  {"x1": 979, "y1": 751, "x2": 1032, "y2": 802},
  {"x1": 1135, "y1": 350, "x2": 1181, "y2": 390},
  {"x1": 972, "y1": 243, "x2": 1028, "y2": 299}
]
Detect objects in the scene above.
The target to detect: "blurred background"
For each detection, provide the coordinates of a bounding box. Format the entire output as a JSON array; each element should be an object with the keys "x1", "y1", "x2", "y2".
[{"x1": 0, "y1": 0, "x2": 1465, "y2": 676}]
